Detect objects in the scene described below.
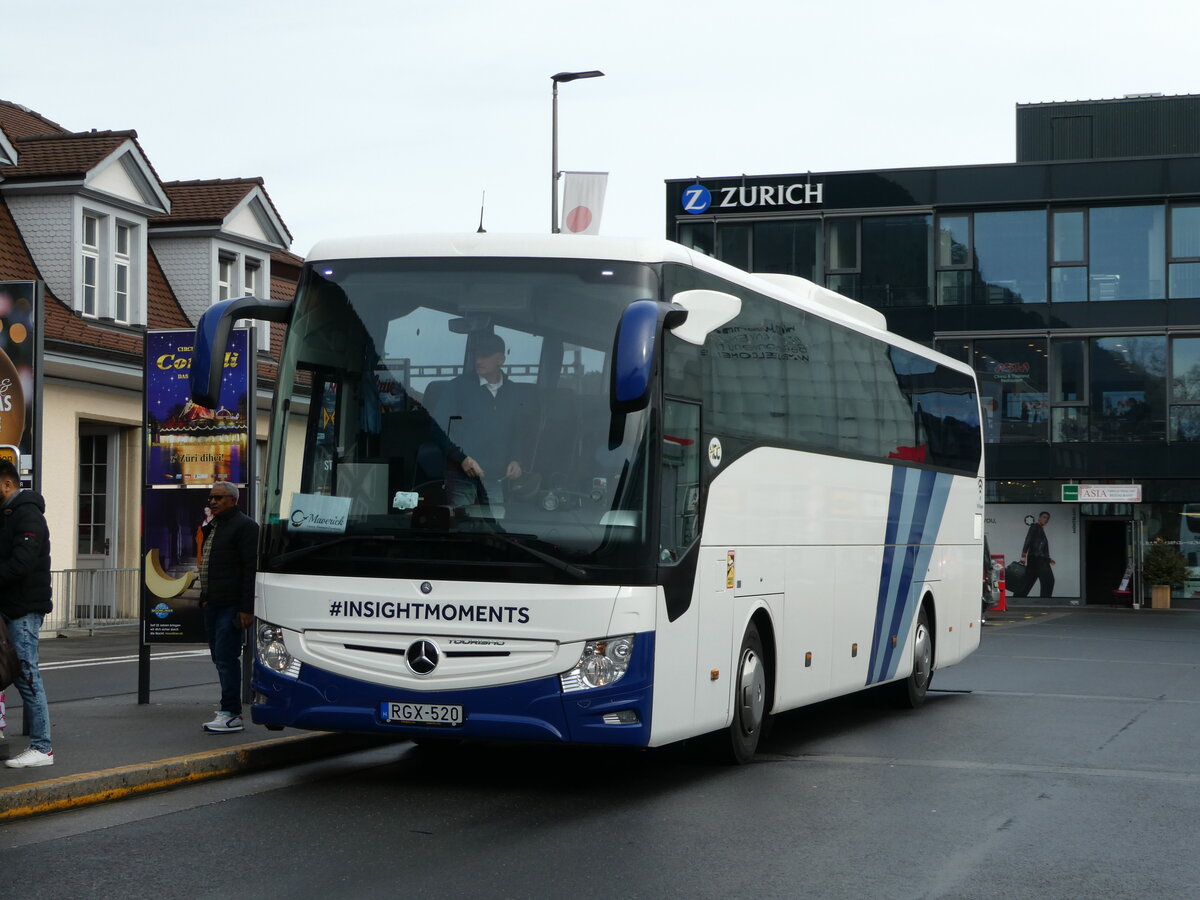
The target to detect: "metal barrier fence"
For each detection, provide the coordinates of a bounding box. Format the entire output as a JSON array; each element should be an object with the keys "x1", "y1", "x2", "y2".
[{"x1": 43, "y1": 568, "x2": 140, "y2": 635}]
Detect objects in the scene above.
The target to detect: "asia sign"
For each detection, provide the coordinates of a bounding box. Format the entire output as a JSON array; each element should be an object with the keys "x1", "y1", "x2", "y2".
[{"x1": 1061, "y1": 484, "x2": 1143, "y2": 503}]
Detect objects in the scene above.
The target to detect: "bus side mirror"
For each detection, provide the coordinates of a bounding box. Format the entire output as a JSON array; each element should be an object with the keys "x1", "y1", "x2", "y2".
[
  {"x1": 667, "y1": 289, "x2": 741, "y2": 345},
  {"x1": 610, "y1": 299, "x2": 687, "y2": 414},
  {"x1": 190, "y1": 297, "x2": 293, "y2": 407}
]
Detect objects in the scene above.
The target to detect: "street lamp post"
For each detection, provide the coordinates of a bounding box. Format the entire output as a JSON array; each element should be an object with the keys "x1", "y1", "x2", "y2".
[{"x1": 551, "y1": 70, "x2": 604, "y2": 233}]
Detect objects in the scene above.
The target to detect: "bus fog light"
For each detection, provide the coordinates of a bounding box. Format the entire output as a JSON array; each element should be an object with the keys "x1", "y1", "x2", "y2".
[
  {"x1": 256, "y1": 620, "x2": 296, "y2": 676},
  {"x1": 602, "y1": 709, "x2": 639, "y2": 725},
  {"x1": 560, "y1": 635, "x2": 634, "y2": 693}
]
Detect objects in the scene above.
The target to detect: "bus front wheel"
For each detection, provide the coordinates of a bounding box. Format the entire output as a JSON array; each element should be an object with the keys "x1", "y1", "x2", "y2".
[{"x1": 725, "y1": 622, "x2": 768, "y2": 764}]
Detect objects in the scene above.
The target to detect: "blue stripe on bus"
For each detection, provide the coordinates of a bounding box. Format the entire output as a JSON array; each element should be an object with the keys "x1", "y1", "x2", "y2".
[{"x1": 867, "y1": 468, "x2": 952, "y2": 685}]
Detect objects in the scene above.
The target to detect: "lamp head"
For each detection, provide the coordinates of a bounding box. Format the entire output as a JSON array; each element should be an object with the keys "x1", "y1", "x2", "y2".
[{"x1": 552, "y1": 70, "x2": 605, "y2": 83}]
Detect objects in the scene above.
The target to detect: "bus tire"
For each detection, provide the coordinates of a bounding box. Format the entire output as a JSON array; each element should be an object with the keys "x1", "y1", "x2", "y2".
[
  {"x1": 886, "y1": 606, "x2": 933, "y2": 709},
  {"x1": 725, "y1": 622, "x2": 768, "y2": 764}
]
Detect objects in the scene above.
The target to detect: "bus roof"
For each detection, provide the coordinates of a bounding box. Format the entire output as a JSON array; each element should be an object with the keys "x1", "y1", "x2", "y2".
[{"x1": 304, "y1": 233, "x2": 973, "y2": 377}]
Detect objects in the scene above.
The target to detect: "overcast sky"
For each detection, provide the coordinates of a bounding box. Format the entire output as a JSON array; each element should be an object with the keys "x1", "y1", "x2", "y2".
[{"x1": 4, "y1": 0, "x2": 1197, "y2": 255}]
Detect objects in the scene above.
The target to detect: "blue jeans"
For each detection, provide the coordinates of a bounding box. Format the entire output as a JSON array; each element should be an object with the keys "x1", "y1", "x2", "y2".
[
  {"x1": 6, "y1": 613, "x2": 51, "y2": 752},
  {"x1": 202, "y1": 604, "x2": 243, "y2": 716}
]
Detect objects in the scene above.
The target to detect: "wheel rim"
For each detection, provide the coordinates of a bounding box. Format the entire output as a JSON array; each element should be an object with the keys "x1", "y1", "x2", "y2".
[
  {"x1": 736, "y1": 647, "x2": 766, "y2": 736},
  {"x1": 912, "y1": 620, "x2": 932, "y2": 689}
]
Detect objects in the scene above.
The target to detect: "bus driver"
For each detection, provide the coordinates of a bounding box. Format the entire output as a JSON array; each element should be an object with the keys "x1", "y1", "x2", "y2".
[{"x1": 432, "y1": 333, "x2": 534, "y2": 507}]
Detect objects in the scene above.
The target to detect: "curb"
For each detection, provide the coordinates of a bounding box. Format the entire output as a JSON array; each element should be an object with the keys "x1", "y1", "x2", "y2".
[{"x1": 0, "y1": 732, "x2": 394, "y2": 821}]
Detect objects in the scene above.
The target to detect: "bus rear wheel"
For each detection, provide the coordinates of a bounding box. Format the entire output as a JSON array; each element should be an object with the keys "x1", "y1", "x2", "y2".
[
  {"x1": 886, "y1": 606, "x2": 933, "y2": 709},
  {"x1": 724, "y1": 622, "x2": 768, "y2": 764}
]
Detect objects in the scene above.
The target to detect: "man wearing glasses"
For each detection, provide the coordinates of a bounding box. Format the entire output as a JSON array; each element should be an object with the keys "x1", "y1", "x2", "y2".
[{"x1": 197, "y1": 481, "x2": 258, "y2": 733}]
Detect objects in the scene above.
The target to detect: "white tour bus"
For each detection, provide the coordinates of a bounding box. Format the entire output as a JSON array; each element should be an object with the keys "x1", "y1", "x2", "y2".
[{"x1": 190, "y1": 234, "x2": 985, "y2": 762}]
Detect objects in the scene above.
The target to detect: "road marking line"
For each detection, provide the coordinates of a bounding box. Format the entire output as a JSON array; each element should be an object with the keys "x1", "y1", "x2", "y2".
[{"x1": 40, "y1": 651, "x2": 208, "y2": 670}]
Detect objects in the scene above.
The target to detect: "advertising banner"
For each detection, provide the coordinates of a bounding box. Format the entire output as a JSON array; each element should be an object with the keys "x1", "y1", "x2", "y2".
[
  {"x1": 0, "y1": 281, "x2": 42, "y2": 485},
  {"x1": 145, "y1": 329, "x2": 250, "y2": 486},
  {"x1": 142, "y1": 329, "x2": 252, "y2": 644},
  {"x1": 985, "y1": 504, "x2": 1080, "y2": 599}
]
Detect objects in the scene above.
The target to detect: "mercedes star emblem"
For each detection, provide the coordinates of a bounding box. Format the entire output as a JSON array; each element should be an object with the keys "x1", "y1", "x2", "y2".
[{"x1": 406, "y1": 639, "x2": 440, "y2": 676}]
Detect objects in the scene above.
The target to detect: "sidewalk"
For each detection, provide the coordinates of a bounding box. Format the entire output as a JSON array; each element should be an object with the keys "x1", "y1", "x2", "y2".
[{"x1": 0, "y1": 638, "x2": 394, "y2": 821}]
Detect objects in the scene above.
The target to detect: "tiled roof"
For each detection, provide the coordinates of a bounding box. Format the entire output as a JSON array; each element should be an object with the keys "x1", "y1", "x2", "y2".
[
  {"x1": 0, "y1": 100, "x2": 69, "y2": 140},
  {"x1": 156, "y1": 178, "x2": 261, "y2": 225},
  {"x1": 155, "y1": 178, "x2": 293, "y2": 243},
  {"x1": 1, "y1": 130, "x2": 135, "y2": 182},
  {"x1": 0, "y1": 194, "x2": 39, "y2": 283}
]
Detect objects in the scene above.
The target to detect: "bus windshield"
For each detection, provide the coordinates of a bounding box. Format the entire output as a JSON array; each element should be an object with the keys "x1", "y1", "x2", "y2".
[{"x1": 263, "y1": 256, "x2": 660, "y2": 580}]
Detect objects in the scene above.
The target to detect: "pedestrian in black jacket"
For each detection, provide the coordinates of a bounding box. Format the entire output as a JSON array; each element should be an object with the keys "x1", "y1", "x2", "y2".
[
  {"x1": 0, "y1": 459, "x2": 54, "y2": 767},
  {"x1": 198, "y1": 481, "x2": 258, "y2": 734}
]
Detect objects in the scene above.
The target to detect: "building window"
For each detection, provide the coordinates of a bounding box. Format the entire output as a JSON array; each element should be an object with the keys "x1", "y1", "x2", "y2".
[
  {"x1": 1051, "y1": 210, "x2": 1088, "y2": 302},
  {"x1": 973, "y1": 338, "x2": 1048, "y2": 443},
  {"x1": 114, "y1": 222, "x2": 131, "y2": 323},
  {"x1": 244, "y1": 260, "x2": 259, "y2": 298},
  {"x1": 973, "y1": 210, "x2": 1046, "y2": 304},
  {"x1": 935, "y1": 214, "x2": 971, "y2": 305},
  {"x1": 677, "y1": 221, "x2": 714, "y2": 257},
  {"x1": 825, "y1": 218, "x2": 860, "y2": 299},
  {"x1": 218, "y1": 256, "x2": 234, "y2": 301},
  {"x1": 1090, "y1": 336, "x2": 1165, "y2": 440},
  {"x1": 753, "y1": 220, "x2": 819, "y2": 282},
  {"x1": 82, "y1": 213, "x2": 100, "y2": 317},
  {"x1": 78, "y1": 433, "x2": 108, "y2": 557},
  {"x1": 937, "y1": 210, "x2": 1046, "y2": 305},
  {"x1": 1168, "y1": 205, "x2": 1200, "y2": 299},
  {"x1": 1050, "y1": 339, "x2": 1089, "y2": 441},
  {"x1": 861, "y1": 215, "x2": 930, "y2": 308},
  {"x1": 1089, "y1": 205, "x2": 1165, "y2": 301},
  {"x1": 1169, "y1": 336, "x2": 1200, "y2": 440},
  {"x1": 715, "y1": 224, "x2": 751, "y2": 272}
]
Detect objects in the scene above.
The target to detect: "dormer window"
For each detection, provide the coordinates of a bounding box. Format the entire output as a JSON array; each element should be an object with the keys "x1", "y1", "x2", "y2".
[
  {"x1": 82, "y1": 213, "x2": 100, "y2": 316},
  {"x1": 115, "y1": 222, "x2": 131, "y2": 323},
  {"x1": 74, "y1": 206, "x2": 145, "y2": 325},
  {"x1": 218, "y1": 255, "x2": 234, "y2": 301},
  {"x1": 244, "y1": 260, "x2": 259, "y2": 298}
]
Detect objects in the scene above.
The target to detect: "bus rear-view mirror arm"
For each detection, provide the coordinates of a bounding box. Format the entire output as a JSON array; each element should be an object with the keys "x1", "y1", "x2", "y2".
[{"x1": 190, "y1": 296, "x2": 294, "y2": 408}]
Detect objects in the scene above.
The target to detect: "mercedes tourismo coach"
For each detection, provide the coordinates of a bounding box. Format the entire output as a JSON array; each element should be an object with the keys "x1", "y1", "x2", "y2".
[{"x1": 189, "y1": 234, "x2": 985, "y2": 762}]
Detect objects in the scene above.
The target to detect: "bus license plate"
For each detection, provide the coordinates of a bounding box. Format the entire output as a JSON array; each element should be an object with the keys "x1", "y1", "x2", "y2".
[{"x1": 381, "y1": 701, "x2": 464, "y2": 726}]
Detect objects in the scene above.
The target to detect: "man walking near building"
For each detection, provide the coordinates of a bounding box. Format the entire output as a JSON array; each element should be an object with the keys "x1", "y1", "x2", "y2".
[
  {"x1": 198, "y1": 481, "x2": 258, "y2": 734},
  {"x1": 0, "y1": 459, "x2": 54, "y2": 768}
]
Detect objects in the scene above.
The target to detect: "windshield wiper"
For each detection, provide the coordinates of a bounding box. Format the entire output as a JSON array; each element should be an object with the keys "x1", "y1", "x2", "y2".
[
  {"x1": 476, "y1": 532, "x2": 587, "y2": 580},
  {"x1": 269, "y1": 534, "x2": 402, "y2": 568}
]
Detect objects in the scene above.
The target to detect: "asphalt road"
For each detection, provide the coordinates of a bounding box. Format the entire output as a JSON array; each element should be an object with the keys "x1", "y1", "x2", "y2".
[{"x1": 3, "y1": 609, "x2": 1198, "y2": 900}]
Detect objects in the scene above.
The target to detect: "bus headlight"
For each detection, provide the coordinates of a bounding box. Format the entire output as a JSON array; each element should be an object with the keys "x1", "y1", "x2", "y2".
[
  {"x1": 560, "y1": 635, "x2": 634, "y2": 693},
  {"x1": 256, "y1": 620, "x2": 299, "y2": 677}
]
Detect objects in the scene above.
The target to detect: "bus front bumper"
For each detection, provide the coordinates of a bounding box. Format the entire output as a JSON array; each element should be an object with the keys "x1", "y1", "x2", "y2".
[{"x1": 249, "y1": 634, "x2": 654, "y2": 747}]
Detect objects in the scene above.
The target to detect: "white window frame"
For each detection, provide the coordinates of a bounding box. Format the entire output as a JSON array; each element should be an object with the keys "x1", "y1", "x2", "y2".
[
  {"x1": 244, "y1": 259, "x2": 259, "y2": 298},
  {"x1": 81, "y1": 212, "x2": 101, "y2": 317},
  {"x1": 218, "y1": 255, "x2": 234, "y2": 302},
  {"x1": 114, "y1": 221, "x2": 132, "y2": 324}
]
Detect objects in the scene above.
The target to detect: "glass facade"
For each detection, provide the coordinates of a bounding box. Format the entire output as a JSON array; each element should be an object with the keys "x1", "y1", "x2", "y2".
[{"x1": 668, "y1": 151, "x2": 1200, "y2": 604}]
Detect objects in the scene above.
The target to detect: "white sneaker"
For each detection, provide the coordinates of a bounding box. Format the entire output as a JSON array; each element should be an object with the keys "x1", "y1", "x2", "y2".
[
  {"x1": 203, "y1": 712, "x2": 244, "y2": 733},
  {"x1": 5, "y1": 747, "x2": 54, "y2": 768}
]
